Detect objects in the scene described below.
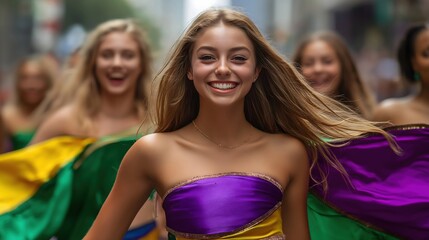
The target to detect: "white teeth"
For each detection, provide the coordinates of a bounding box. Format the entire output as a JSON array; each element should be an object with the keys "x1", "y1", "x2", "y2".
[{"x1": 211, "y1": 82, "x2": 236, "y2": 90}]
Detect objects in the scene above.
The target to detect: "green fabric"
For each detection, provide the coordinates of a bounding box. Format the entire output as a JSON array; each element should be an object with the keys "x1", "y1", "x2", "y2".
[
  {"x1": 308, "y1": 193, "x2": 399, "y2": 240},
  {"x1": 0, "y1": 162, "x2": 74, "y2": 240},
  {"x1": 55, "y1": 136, "x2": 137, "y2": 240},
  {"x1": 0, "y1": 136, "x2": 139, "y2": 240},
  {"x1": 11, "y1": 131, "x2": 35, "y2": 150}
]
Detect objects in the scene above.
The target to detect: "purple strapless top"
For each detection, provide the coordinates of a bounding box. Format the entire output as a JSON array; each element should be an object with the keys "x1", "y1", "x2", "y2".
[{"x1": 162, "y1": 173, "x2": 283, "y2": 237}]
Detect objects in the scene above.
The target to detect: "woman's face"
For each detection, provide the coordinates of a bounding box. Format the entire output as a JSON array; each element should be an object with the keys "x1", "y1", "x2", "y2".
[
  {"x1": 299, "y1": 39, "x2": 342, "y2": 97},
  {"x1": 18, "y1": 61, "x2": 49, "y2": 106},
  {"x1": 187, "y1": 23, "x2": 259, "y2": 107},
  {"x1": 95, "y1": 31, "x2": 142, "y2": 97},
  {"x1": 412, "y1": 29, "x2": 429, "y2": 83}
]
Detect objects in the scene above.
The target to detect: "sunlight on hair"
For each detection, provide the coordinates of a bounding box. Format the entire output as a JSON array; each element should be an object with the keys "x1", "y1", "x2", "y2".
[{"x1": 184, "y1": 0, "x2": 230, "y2": 26}]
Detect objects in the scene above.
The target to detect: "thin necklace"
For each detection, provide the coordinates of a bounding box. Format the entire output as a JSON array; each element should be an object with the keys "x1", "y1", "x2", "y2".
[{"x1": 192, "y1": 120, "x2": 253, "y2": 149}]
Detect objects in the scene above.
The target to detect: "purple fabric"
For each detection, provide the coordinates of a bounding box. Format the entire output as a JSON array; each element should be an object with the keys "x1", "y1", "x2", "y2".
[
  {"x1": 163, "y1": 174, "x2": 282, "y2": 235},
  {"x1": 312, "y1": 126, "x2": 429, "y2": 239}
]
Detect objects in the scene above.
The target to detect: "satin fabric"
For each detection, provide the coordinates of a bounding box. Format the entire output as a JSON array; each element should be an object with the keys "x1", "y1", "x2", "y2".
[
  {"x1": 55, "y1": 136, "x2": 140, "y2": 239},
  {"x1": 0, "y1": 136, "x2": 94, "y2": 213},
  {"x1": 307, "y1": 193, "x2": 399, "y2": 240},
  {"x1": 163, "y1": 173, "x2": 284, "y2": 239},
  {"x1": 311, "y1": 125, "x2": 429, "y2": 239},
  {"x1": 0, "y1": 137, "x2": 95, "y2": 239}
]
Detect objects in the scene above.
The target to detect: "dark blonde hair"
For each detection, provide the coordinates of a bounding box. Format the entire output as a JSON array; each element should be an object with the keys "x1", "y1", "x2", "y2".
[
  {"x1": 13, "y1": 54, "x2": 58, "y2": 106},
  {"x1": 293, "y1": 31, "x2": 376, "y2": 119},
  {"x1": 155, "y1": 8, "x2": 396, "y2": 191},
  {"x1": 58, "y1": 19, "x2": 152, "y2": 131},
  {"x1": 7, "y1": 54, "x2": 59, "y2": 127}
]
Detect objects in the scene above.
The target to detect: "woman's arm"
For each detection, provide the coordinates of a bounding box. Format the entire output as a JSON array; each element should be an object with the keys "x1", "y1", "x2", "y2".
[
  {"x1": 281, "y1": 141, "x2": 310, "y2": 240},
  {"x1": 84, "y1": 137, "x2": 156, "y2": 239}
]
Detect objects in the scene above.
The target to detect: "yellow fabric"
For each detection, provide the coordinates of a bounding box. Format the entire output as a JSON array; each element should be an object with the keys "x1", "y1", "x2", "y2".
[
  {"x1": 0, "y1": 136, "x2": 95, "y2": 214},
  {"x1": 176, "y1": 208, "x2": 283, "y2": 240}
]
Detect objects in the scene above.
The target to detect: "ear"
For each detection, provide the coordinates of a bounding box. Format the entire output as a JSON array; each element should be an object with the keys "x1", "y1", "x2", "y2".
[
  {"x1": 253, "y1": 67, "x2": 261, "y2": 82},
  {"x1": 187, "y1": 69, "x2": 193, "y2": 80}
]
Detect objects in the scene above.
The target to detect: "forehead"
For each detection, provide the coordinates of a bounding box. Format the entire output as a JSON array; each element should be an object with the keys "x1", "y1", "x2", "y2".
[
  {"x1": 302, "y1": 40, "x2": 336, "y2": 57},
  {"x1": 21, "y1": 61, "x2": 42, "y2": 72},
  {"x1": 98, "y1": 31, "x2": 139, "y2": 50},
  {"x1": 193, "y1": 24, "x2": 254, "y2": 52}
]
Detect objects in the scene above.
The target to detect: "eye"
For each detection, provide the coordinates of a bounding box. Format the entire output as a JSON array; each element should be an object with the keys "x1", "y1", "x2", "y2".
[
  {"x1": 232, "y1": 55, "x2": 247, "y2": 63},
  {"x1": 122, "y1": 50, "x2": 136, "y2": 59},
  {"x1": 100, "y1": 51, "x2": 113, "y2": 59},
  {"x1": 199, "y1": 55, "x2": 215, "y2": 61},
  {"x1": 301, "y1": 60, "x2": 314, "y2": 67}
]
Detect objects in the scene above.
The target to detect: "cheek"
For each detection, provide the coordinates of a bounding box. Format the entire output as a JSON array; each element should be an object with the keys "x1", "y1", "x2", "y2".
[{"x1": 301, "y1": 66, "x2": 314, "y2": 77}]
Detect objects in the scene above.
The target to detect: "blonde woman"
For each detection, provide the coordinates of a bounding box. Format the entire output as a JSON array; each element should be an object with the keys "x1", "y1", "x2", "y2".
[
  {"x1": 83, "y1": 8, "x2": 397, "y2": 240},
  {"x1": 1, "y1": 54, "x2": 58, "y2": 150},
  {"x1": 31, "y1": 19, "x2": 159, "y2": 239}
]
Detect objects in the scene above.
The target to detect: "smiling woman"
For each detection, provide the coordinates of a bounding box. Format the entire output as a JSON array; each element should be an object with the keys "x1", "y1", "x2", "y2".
[
  {"x1": 25, "y1": 19, "x2": 159, "y2": 240},
  {"x1": 83, "y1": 8, "x2": 396, "y2": 240},
  {"x1": 0, "y1": 54, "x2": 58, "y2": 150},
  {"x1": 293, "y1": 31, "x2": 376, "y2": 119}
]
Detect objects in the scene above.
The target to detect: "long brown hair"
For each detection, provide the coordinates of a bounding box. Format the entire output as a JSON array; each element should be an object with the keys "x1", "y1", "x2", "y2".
[
  {"x1": 293, "y1": 31, "x2": 376, "y2": 119},
  {"x1": 155, "y1": 8, "x2": 396, "y2": 191}
]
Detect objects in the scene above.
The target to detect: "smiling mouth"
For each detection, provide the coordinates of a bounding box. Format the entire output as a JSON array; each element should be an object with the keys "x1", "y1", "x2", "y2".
[{"x1": 209, "y1": 82, "x2": 238, "y2": 90}]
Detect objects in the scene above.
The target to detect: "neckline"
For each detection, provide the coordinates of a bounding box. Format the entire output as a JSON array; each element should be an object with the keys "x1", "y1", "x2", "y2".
[{"x1": 163, "y1": 172, "x2": 284, "y2": 200}]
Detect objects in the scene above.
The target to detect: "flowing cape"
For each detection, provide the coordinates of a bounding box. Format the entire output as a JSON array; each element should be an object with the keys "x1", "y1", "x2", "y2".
[
  {"x1": 309, "y1": 125, "x2": 429, "y2": 240},
  {"x1": 0, "y1": 134, "x2": 139, "y2": 239}
]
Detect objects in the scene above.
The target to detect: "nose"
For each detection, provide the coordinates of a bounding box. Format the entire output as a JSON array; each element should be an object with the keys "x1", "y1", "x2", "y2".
[
  {"x1": 113, "y1": 54, "x2": 123, "y2": 67},
  {"x1": 313, "y1": 62, "x2": 323, "y2": 72},
  {"x1": 215, "y1": 59, "x2": 231, "y2": 76}
]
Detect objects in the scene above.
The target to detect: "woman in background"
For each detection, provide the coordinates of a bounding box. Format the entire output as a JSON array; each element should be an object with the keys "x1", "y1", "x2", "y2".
[
  {"x1": 31, "y1": 19, "x2": 159, "y2": 239},
  {"x1": 293, "y1": 31, "x2": 376, "y2": 119},
  {"x1": 373, "y1": 23, "x2": 429, "y2": 125},
  {"x1": 1, "y1": 54, "x2": 58, "y2": 150}
]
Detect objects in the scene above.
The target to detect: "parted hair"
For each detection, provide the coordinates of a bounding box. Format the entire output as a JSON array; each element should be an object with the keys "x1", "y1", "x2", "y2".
[
  {"x1": 293, "y1": 31, "x2": 376, "y2": 119},
  {"x1": 155, "y1": 8, "x2": 396, "y2": 190}
]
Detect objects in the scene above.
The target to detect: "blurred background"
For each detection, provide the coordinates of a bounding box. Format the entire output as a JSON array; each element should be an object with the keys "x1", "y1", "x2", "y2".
[{"x1": 0, "y1": 0, "x2": 428, "y2": 103}]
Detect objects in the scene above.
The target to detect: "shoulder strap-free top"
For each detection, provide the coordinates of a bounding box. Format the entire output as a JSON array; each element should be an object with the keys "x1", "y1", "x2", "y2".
[{"x1": 163, "y1": 173, "x2": 285, "y2": 239}]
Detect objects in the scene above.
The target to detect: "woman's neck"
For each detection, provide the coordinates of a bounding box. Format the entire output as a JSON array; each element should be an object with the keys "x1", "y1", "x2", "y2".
[
  {"x1": 194, "y1": 103, "x2": 256, "y2": 147},
  {"x1": 415, "y1": 81, "x2": 429, "y2": 103},
  {"x1": 97, "y1": 93, "x2": 137, "y2": 119}
]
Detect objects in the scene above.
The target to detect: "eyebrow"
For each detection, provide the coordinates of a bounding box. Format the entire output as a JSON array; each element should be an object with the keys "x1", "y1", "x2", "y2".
[{"x1": 196, "y1": 46, "x2": 252, "y2": 53}]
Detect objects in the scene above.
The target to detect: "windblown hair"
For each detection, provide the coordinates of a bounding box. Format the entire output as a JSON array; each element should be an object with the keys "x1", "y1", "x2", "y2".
[
  {"x1": 55, "y1": 19, "x2": 152, "y2": 132},
  {"x1": 155, "y1": 8, "x2": 396, "y2": 191},
  {"x1": 293, "y1": 31, "x2": 376, "y2": 119},
  {"x1": 397, "y1": 23, "x2": 429, "y2": 83}
]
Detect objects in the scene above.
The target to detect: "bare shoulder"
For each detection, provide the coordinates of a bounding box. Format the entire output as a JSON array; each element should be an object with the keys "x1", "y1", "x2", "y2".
[
  {"x1": 372, "y1": 97, "x2": 410, "y2": 121},
  {"x1": 30, "y1": 104, "x2": 78, "y2": 144},
  {"x1": 264, "y1": 133, "x2": 309, "y2": 172},
  {"x1": 1, "y1": 104, "x2": 18, "y2": 125},
  {"x1": 133, "y1": 132, "x2": 176, "y2": 160},
  {"x1": 270, "y1": 134, "x2": 307, "y2": 158},
  {"x1": 125, "y1": 132, "x2": 176, "y2": 172}
]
